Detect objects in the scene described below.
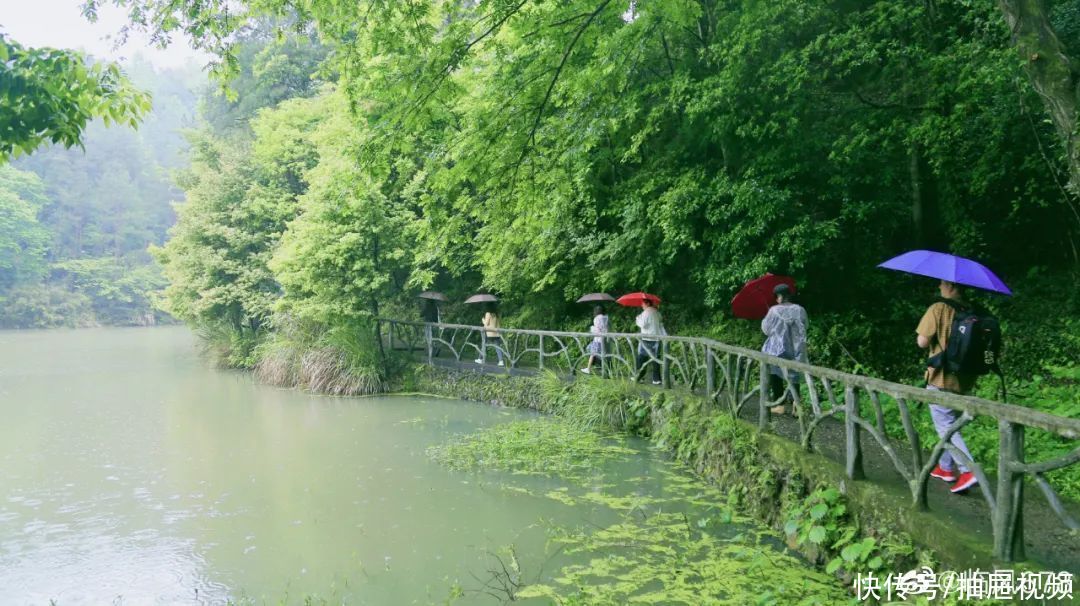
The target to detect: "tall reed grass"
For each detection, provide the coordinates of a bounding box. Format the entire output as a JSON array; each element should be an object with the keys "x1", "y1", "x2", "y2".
[{"x1": 254, "y1": 319, "x2": 387, "y2": 395}]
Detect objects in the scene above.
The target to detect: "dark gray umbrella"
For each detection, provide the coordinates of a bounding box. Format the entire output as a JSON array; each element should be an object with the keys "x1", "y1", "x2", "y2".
[
  {"x1": 576, "y1": 293, "x2": 616, "y2": 303},
  {"x1": 418, "y1": 291, "x2": 449, "y2": 302},
  {"x1": 464, "y1": 293, "x2": 499, "y2": 304}
]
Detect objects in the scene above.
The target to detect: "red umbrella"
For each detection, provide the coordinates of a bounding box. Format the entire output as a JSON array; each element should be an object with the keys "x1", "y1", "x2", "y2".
[
  {"x1": 731, "y1": 274, "x2": 796, "y2": 320},
  {"x1": 616, "y1": 292, "x2": 661, "y2": 307}
]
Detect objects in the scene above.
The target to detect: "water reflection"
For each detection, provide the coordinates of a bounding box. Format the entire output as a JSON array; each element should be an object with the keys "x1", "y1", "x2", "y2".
[
  {"x1": 0, "y1": 328, "x2": 611, "y2": 603},
  {"x1": 0, "y1": 327, "x2": 834, "y2": 605}
]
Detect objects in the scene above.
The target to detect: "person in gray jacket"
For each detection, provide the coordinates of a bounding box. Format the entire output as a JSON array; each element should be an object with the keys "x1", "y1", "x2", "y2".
[
  {"x1": 635, "y1": 299, "x2": 665, "y2": 385},
  {"x1": 761, "y1": 284, "x2": 808, "y2": 414}
]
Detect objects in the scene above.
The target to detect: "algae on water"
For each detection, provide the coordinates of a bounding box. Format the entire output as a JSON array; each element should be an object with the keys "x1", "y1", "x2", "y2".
[{"x1": 430, "y1": 417, "x2": 852, "y2": 605}]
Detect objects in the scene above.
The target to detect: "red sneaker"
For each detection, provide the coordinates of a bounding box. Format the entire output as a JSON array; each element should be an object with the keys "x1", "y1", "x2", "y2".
[
  {"x1": 930, "y1": 465, "x2": 957, "y2": 483},
  {"x1": 951, "y1": 472, "x2": 978, "y2": 494}
]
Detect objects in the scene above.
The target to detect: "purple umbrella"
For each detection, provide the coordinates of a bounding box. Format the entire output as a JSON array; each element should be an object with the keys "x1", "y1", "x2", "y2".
[{"x1": 878, "y1": 250, "x2": 1012, "y2": 295}]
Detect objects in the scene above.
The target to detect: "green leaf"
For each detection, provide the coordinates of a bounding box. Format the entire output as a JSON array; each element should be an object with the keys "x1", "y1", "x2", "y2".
[
  {"x1": 840, "y1": 543, "x2": 862, "y2": 562},
  {"x1": 808, "y1": 526, "x2": 827, "y2": 544}
]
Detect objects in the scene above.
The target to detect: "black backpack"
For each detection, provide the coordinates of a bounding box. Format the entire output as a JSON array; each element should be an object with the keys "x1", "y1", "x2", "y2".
[{"x1": 928, "y1": 298, "x2": 1006, "y2": 395}]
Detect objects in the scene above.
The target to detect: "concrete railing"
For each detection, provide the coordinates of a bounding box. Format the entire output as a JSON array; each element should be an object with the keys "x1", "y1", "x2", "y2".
[{"x1": 377, "y1": 318, "x2": 1080, "y2": 563}]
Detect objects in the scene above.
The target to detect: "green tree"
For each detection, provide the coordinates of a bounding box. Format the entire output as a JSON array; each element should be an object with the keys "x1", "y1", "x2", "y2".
[
  {"x1": 0, "y1": 166, "x2": 49, "y2": 292},
  {"x1": 270, "y1": 90, "x2": 416, "y2": 325},
  {"x1": 0, "y1": 33, "x2": 150, "y2": 161}
]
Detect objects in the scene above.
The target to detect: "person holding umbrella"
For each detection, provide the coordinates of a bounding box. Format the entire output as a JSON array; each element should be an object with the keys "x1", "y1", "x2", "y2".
[
  {"x1": 916, "y1": 280, "x2": 981, "y2": 494},
  {"x1": 476, "y1": 303, "x2": 504, "y2": 367},
  {"x1": 418, "y1": 291, "x2": 446, "y2": 358},
  {"x1": 634, "y1": 297, "x2": 664, "y2": 385},
  {"x1": 880, "y1": 250, "x2": 1012, "y2": 495},
  {"x1": 580, "y1": 305, "x2": 610, "y2": 375},
  {"x1": 761, "y1": 283, "x2": 808, "y2": 415}
]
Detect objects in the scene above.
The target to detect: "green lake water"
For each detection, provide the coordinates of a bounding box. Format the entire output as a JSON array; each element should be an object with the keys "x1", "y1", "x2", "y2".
[{"x1": 0, "y1": 327, "x2": 844, "y2": 605}]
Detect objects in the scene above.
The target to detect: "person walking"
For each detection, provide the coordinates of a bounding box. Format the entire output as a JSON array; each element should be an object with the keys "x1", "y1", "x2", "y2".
[
  {"x1": 580, "y1": 305, "x2": 609, "y2": 375},
  {"x1": 635, "y1": 299, "x2": 664, "y2": 385},
  {"x1": 917, "y1": 280, "x2": 980, "y2": 494},
  {"x1": 421, "y1": 299, "x2": 442, "y2": 357},
  {"x1": 761, "y1": 283, "x2": 808, "y2": 415},
  {"x1": 475, "y1": 304, "x2": 505, "y2": 366}
]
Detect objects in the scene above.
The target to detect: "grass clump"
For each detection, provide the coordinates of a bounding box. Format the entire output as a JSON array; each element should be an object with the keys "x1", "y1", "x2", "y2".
[{"x1": 254, "y1": 319, "x2": 387, "y2": 395}]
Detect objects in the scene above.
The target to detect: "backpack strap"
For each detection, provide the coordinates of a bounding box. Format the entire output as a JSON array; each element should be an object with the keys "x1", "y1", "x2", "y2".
[
  {"x1": 934, "y1": 296, "x2": 972, "y2": 313},
  {"x1": 925, "y1": 298, "x2": 966, "y2": 372}
]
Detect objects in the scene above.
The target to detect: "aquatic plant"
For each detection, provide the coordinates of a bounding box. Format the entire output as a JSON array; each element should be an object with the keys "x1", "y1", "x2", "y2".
[
  {"x1": 430, "y1": 415, "x2": 853, "y2": 605},
  {"x1": 428, "y1": 419, "x2": 635, "y2": 481}
]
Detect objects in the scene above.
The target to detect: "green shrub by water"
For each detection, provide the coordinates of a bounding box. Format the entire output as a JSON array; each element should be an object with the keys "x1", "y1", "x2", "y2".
[{"x1": 253, "y1": 319, "x2": 388, "y2": 395}]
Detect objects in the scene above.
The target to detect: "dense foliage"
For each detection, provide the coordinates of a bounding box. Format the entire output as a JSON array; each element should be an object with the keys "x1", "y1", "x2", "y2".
[
  {"x1": 0, "y1": 59, "x2": 201, "y2": 328},
  {"x1": 0, "y1": 33, "x2": 150, "y2": 161},
  {"x1": 138, "y1": 2, "x2": 1078, "y2": 409}
]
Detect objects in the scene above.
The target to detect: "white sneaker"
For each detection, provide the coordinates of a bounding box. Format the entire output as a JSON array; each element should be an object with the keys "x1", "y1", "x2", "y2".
[
  {"x1": 652, "y1": 380, "x2": 662, "y2": 385},
  {"x1": 497, "y1": 360, "x2": 505, "y2": 367},
  {"x1": 474, "y1": 358, "x2": 484, "y2": 364},
  {"x1": 580, "y1": 367, "x2": 591, "y2": 374}
]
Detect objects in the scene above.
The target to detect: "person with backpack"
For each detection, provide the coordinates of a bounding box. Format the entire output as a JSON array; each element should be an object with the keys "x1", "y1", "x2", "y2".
[
  {"x1": 916, "y1": 279, "x2": 1002, "y2": 494},
  {"x1": 761, "y1": 284, "x2": 808, "y2": 415}
]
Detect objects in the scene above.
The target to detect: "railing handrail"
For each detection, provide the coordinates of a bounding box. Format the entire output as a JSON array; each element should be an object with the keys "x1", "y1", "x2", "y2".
[{"x1": 381, "y1": 318, "x2": 1080, "y2": 438}]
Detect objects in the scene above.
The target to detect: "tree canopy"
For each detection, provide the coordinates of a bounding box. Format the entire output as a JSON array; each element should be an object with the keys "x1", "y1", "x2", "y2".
[
  {"x1": 124, "y1": 1, "x2": 1078, "y2": 385},
  {"x1": 0, "y1": 58, "x2": 200, "y2": 328},
  {"x1": 0, "y1": 33, "x2": 151, "y2": 162}
]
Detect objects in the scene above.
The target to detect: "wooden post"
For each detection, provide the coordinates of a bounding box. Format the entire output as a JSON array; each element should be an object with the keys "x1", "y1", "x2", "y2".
[
  {"x1": 426, "y1": 324, "x2": 433, "y2": 365},
  {"x1": 661, "y1": 340, "x2": 671, "y2": 388},
  {"x1": 845, "y1": 385, "x2": 865, "y2": 480},
  {"x1": 538, "y1": 334, "x2": 545, "y2": 371},
  {"x1": 705, "y1": 348, "x2": 716, "y2": 404},
  {"x1": 994, "y1": 420, "x2": 1026, "y2": 562},
  {"x1": 599, "y1": 336, "x2": 606, "y2": 378},
  {"x1": 898, "y1": 398, "x2": 927, "y2": 510},
  {"x1": 758, "y1": 361, "x2": 769, "y2": 430}
]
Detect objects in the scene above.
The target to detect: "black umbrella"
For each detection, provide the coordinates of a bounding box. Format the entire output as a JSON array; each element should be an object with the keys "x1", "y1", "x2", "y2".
[
  {"x1": 464, "y1": 293, "x2": 499, "y2": 304},
  {"x1": 576, "y1": 293, "x2": 616, "y2": 303},
  {"x1": 418, "y1": 291, "x2": 449, "y2": 302}
]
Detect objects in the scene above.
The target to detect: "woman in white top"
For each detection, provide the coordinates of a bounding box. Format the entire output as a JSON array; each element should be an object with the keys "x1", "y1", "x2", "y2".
[
  {"x1": 580, "y1": 305, "x2": 609, "y2": 374},
  {"x1": 635, "y1": 299, "x2": 664, "y2": 384}
]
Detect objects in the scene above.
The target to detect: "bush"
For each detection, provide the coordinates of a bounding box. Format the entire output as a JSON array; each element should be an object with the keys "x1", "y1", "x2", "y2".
[
  {"x1": 0, "y1": 284, "x2": 95, "y2": 328},
  {"x1": 253, "y1": 317, "x2": 388, "y2": 395}
]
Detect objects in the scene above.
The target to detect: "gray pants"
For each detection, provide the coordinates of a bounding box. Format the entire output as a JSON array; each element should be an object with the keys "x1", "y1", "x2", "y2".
[{"x1": 927, "y1": 385, "x2": 974, "y2": 473}]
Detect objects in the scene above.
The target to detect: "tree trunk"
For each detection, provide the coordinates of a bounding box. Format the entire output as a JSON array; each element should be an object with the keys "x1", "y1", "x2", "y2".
[
  {"x1": 997, "y1": 0, "x2": 1080, "y2": 197},
  {"x1": 911, "y1": 146, "x2": 924, "y2": 246},
  {"x1": 371, "y1": 233, "x2": 386, "y2": 359}
]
